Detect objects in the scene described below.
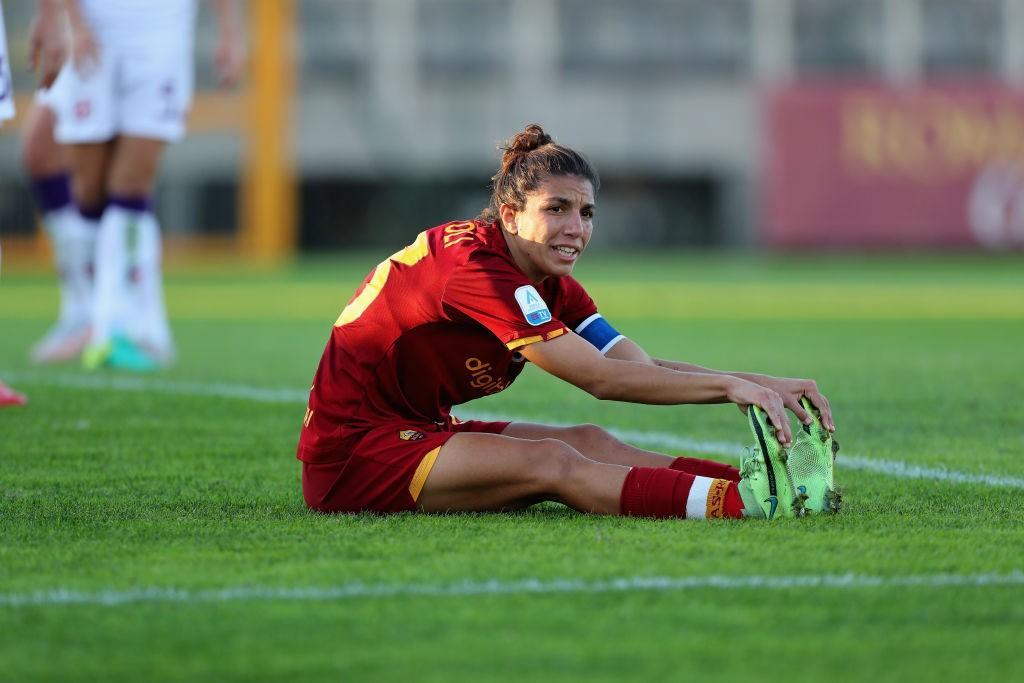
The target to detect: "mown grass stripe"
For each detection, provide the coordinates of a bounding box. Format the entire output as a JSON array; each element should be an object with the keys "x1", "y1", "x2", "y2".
[
  {"x1": 2, "y1": 571, "x2": 1022, "y2": 608},
  {"x1": 6, "y1": 371, "x2": 1023, "y2": 490}
]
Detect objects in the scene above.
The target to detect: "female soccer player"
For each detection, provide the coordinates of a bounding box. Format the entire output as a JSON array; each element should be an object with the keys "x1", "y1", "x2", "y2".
[
  {"x1": 54, "y1": 0, "x2": 242, "y2": 371},
  {"x1": 299, "y1": 125, "x2": 839, "y2": 521}
]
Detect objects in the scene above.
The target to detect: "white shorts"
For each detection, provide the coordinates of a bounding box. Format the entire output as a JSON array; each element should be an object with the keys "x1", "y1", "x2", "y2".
[
  {"x1": 0, "y1": 4, "x2": 15, "y2": 124},
  {"x1": 34, "y1": 63, "x2": 71, "y2": 112},
  {"x1": 53, "y1": 32, "x2": 194, "y2": 144}
]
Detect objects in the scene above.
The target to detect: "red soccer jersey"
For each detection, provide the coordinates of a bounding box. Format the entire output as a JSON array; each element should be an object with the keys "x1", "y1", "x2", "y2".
[{"x1": 297, "y1": 220, "x2": 598, "y2": 463}]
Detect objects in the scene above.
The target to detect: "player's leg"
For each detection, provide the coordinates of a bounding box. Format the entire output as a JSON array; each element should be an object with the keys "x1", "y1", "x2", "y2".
[
  {"x1": 101, "y1": 135, "x2": 173, "y2": 364},
  {"x1": 502, "y1": 422, "x2": 740, "y2": 480},
  {"x1": 418, "y1": 432, "x2": 745, "y2": 519},
  {"x1": 50, "y1": 52, "x2": 122, "y2": 367},
  {"x1": 71, "y1": 141, "x2": 139, "y2": 369},
  {"x1": 100, "y1": 35, "x2": 194, "y2": 366},
  {"x1": 22, "y1": 100, "x2": 94, "y2": 362},
  {"x1": 418, "y1": 432, "x2": 629, "y2": 513}
]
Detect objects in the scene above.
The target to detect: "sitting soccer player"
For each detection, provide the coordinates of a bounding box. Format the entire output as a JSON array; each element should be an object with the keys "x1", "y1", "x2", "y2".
[{"x1": 297, "y1": 124, "x2": 839, "y2": 521}]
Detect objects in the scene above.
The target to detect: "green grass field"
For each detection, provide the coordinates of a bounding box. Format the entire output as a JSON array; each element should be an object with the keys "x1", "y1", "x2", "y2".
[{"x1": 2, "y1": 251, "x2": 1023, "y2": 682}]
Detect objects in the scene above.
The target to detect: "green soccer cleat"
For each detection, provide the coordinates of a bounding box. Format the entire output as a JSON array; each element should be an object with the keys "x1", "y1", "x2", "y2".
[
  {"x1": 737, "y1": 405, "x2": 806, "y2": 519},
  {"x1": 82, "y1": 335, "x2": 158, "y2": 373},
  {"x1": 788, "y1": 396, "x2": 842, "y2": 514},
  {"x1": 81, "y1": 340, "x2": 112, "y2": 371}
]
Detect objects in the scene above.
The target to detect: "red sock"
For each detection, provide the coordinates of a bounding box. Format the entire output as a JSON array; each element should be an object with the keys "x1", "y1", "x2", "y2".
[
  {"x1": 722, "y1": 480, "x2": 745, "y2": 518},
  {"x1": 620, "y1": 467, "x2": 744, "y2": 519},
  {"x1": 669, "y1": 455, "x2": 740, "y2": 482}
]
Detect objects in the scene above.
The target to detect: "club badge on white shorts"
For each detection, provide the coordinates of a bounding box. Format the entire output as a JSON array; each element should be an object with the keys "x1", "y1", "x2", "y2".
[{"x1": 514, "y1": 285, "x2": 552, "y2": 326}]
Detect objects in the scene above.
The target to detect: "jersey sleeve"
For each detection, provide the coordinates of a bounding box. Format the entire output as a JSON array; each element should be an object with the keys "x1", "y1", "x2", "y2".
[
  {"x1": 555, "y1": 276, "x2": 599, "y2": 330},
  {"x1": 442, "y1": 254, "x2": 569, "y2": 350}
]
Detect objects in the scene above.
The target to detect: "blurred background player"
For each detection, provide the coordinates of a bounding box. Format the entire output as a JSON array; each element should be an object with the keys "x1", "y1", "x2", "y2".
[
  {"x1": 1, "y1": 0, "x2": 64, "y2": 406},
  {"x1": 53, "y1": 0, "x2": 242, "y2": 371},
  {"x1": 21, "y1": 4, "x2": 91, "y2": 364}
]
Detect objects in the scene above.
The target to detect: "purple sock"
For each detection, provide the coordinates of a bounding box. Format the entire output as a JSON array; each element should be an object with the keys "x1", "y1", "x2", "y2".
[
  {"x1": 30, "y1": 174, "x2": 72, "y2": 214},
  {"x1": 78, "y1": 202, "x2": 108, "y2": 222},
  {"x1": 109, "y1": 195, "x2": 152, "y2": 213}
]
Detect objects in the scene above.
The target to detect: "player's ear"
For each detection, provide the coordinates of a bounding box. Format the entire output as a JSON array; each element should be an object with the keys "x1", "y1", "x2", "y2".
[{"x1": 499, "y1": 203, "x2": 519, "y2": 234}]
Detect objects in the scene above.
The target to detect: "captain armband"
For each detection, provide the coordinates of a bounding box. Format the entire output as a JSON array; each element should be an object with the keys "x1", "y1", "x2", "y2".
[{"x1": 574, "y1": 313, "x2": 625, "y2": 355}]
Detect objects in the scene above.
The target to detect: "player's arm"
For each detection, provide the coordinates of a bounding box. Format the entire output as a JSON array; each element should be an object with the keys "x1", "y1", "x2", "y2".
[
  {"x1": 211, "y1": 0, "x2": 245, "y2": 87},
  {"x1": 520, "y1": 332, "x2": 794, "y2": 445},
  {"x1": 652, "y1": 356, "x2": 834, "y2": 431},
  {"x1": 603, "y1": 337, "x2": 834, "y2": 432},
  {"x1": 30, "y1": 0, "x2": 65, "y2": 87}
]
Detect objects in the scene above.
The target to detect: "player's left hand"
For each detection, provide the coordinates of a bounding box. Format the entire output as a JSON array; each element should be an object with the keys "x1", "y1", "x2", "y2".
[{"x1": 758, "y1": 378, "x2": 835, "y2": 432}]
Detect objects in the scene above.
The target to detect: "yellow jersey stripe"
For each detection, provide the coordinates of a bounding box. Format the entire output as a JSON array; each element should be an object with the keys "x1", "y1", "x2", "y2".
[
  {"x1": 506, "y1": 335, "x2": 543, "y2": 350},
  {"x1": 506, "y1": 326, "x2": 567, "y2": 350}
]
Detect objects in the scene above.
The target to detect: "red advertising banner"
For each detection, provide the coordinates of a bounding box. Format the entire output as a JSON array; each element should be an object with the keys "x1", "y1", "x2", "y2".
[{"x1": 762, "y1": 83, "x2": 1024, "y2": 249}]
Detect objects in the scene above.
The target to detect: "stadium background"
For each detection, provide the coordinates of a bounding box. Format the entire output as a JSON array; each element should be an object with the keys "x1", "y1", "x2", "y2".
[{"x1": 3, "y1": 0, "x2": 1024, "y2": 257}]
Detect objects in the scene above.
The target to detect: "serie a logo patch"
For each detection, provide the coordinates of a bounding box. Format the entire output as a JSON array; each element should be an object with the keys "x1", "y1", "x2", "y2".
[
  {"x1": 514, "y1": 285, "x2": 552, "y2": 326},
  {"x1": 398, "y1": 429, "x2": 425, "y2": 441}
]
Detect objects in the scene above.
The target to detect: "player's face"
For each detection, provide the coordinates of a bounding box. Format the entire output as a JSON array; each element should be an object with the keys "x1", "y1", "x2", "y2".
[{"x1": 501, "y1": 174, "x2": 595, "y2": 282}]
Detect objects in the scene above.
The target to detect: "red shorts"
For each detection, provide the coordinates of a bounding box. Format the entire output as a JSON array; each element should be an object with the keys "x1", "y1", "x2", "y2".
[{"x1": 301, "y1": 419, "x2": 510, "y2": 514}]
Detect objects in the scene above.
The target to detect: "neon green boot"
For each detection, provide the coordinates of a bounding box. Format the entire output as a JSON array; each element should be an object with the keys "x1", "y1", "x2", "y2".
[
  {"x1": 788, "y1": 396, "x2": 842, "y2": 514},
  {"x1": 737, "y1": 405, "x2": 806, "y2": 519}
]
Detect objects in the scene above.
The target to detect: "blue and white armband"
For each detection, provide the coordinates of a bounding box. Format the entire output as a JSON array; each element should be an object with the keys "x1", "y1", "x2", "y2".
[{"x1": 575, "y1": 313, "x2": 625, "y2": 355}]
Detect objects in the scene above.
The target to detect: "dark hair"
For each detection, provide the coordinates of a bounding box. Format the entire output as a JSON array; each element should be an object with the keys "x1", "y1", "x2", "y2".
[{"x1": 478, "y1": 124, "x2": 600, "y2": 224}]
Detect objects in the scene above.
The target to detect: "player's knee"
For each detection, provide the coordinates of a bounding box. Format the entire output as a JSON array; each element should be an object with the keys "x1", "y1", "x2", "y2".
[
  {"x1": 568, "y1": 423, "x2": 617, "y2": 449},
  {"x1": 531, "y1": 439, "x2": 590, "y2": 490}
]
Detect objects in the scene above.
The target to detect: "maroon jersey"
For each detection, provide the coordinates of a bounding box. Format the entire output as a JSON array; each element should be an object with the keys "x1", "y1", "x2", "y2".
[{"x1": 297, "y1": 220, "x2": 598, "y2": 463}]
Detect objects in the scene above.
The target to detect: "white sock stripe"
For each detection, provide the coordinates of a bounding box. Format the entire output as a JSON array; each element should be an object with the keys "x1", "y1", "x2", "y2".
[
  {"x1": 5, "y1": 372, "x2": 1023, "y2": 490},
  {"x1": 685, "y1": 476, "x2": 714, "y2": 519},
  {"x1": 1, "y1": 571, "x2": 1021, "y2": 608}
]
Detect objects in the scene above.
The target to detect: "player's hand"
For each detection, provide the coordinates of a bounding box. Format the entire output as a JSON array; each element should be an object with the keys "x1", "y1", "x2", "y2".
[
  {"x1": 69, "y1": 21, "x2": 99, "y2": 76},
  {"x1": 760, "y1": 377, "x2": 835, "y2": 432},
  {"x1": 214, "y1": 31, "x2": 245, "y2": 88},
  {"x1": 726, "y1": 378, "x2": 792, "y2": 446},
  {"x1": 28, "y1": 10, "x2": 66, "y2": 88}
]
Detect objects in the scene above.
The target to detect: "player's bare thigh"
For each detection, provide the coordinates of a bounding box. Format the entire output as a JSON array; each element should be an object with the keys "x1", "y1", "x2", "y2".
[
  {"x1": 417, "y1": 431, "x2": 629, "y2": 515},
  {"x1": 107, "y1": 136, "x2": 166, "y2": 196},
  {"x1": 501, "y1": 422, "x2": 674, "y2": 469},
  {"x1": 20, "y1": 103, "x2": 68, "y2": 177}
]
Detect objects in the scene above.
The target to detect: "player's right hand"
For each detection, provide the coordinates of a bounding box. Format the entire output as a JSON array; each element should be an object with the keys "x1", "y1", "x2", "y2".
[
  {"x1": 726, "y1": 378, "x2": 792, "y2": 446},
  {"x1": 28, "y1": 12, "x2": 66, "y2": 88}
]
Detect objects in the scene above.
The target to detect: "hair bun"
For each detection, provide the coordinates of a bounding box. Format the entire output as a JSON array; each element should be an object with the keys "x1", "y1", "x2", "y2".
[{"x1": 500, "y1": 124, "x2": 552, "y2": 172}]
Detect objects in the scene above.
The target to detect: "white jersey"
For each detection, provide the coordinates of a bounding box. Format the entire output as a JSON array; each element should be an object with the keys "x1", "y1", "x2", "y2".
[
  {"x1": 0, "y1": 1, "x2": 14, "y2": 123},
  {"x1": 53, "y1": 0, "x2": 198, "y2": 143}
]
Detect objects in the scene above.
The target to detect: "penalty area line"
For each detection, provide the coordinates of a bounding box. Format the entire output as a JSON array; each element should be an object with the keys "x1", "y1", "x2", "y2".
[
  {"x1": 2, "y1": 571, "x2": 1023, "y2": 608},
  {"x1": 6, "y1": 371, "x2": 1024, "y2": 490}
]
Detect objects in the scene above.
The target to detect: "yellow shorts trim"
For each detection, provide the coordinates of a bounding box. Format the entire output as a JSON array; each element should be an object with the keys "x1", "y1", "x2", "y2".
[{"x1": 409, "y1": 446, "x2": 442, "y2": 502}]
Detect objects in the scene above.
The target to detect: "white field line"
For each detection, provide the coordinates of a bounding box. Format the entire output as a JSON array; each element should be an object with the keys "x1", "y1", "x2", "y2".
[
  {"x1": 1, "y1": 571, "x2": 1022, "y2": 608},
  {"x1": 7, "y1": 371, "x2": 1024, "y2": 490}
]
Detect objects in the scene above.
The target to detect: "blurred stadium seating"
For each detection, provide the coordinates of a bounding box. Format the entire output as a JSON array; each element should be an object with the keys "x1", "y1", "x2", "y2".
[{"x1": 1, "y1": 0, "x2": 1022, "y2": 261}]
